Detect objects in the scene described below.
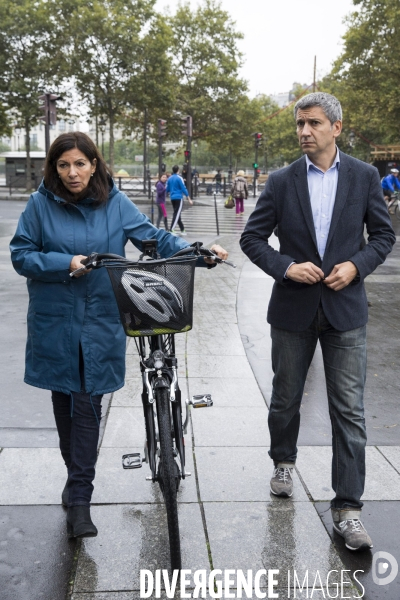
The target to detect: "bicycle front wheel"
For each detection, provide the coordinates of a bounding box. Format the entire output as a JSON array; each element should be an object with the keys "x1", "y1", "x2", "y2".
[
  {"x1": 395, "y1": 202, "x2": 400, "y2": 220},
  {"x1": 156, "y1": 387, "x2": 182, "y2": 571}
]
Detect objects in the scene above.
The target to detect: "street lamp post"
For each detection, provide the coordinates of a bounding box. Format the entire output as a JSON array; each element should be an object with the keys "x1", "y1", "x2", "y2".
[
  {"x1": 99, "y1": 119, "x2": 106, "y2": 158},
  {"x1": 15, "y1": 126, "x2": 21, "y2": 152}
]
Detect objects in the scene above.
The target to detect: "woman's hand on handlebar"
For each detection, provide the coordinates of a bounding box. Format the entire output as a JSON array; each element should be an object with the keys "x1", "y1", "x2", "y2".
[
  {"x1": 204, "y1": 244, "x2": 228, "y2": 264},
  {"x1": 69, "y1": 255, "x2": 91, "y2": 277}
]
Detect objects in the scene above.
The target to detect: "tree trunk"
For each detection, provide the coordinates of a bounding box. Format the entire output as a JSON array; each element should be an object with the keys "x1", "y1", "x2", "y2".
[
  {"x1": 108, "y1": 105, "x2": 114, "y2": 174},
  {"x1": 25, "y1": 118, "x2": 32, "y2": 191}
]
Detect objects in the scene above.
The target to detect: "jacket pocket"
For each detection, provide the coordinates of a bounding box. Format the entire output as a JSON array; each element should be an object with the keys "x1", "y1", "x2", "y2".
[{"x1": 31, "y1": 310, "x2": 69, "y2": 373}]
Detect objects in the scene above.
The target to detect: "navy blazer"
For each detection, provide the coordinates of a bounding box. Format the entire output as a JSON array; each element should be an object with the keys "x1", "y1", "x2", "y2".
[{"x1": 240, "y1": 151, "x2": 396, "y2": 332}]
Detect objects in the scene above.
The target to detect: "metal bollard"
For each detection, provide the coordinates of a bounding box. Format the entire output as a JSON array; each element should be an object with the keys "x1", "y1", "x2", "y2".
[{"x1": 213, "y1": 192, "x2": 220, "y2": 236}]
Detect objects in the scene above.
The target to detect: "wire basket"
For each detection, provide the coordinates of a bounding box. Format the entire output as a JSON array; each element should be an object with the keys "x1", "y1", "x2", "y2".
[{"x1": 105, "y1": 256, "x2": 197, "y2": 337}]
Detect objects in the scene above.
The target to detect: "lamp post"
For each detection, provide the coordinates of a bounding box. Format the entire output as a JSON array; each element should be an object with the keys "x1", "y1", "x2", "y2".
[
  {"x1": 15, "y1": 125, "x2": 21, "y2": 152},
  {"x1": 99, "y1": 119, "x2": 106, "y2": 157}
]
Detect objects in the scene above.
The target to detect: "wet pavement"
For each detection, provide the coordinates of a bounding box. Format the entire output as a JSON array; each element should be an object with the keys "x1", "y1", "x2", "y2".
[{"x1": 0, "y1": 199, "x2": 399, "y2": 599}]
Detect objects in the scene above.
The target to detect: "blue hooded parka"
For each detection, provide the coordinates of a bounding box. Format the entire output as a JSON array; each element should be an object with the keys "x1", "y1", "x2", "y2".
[{"x1": 10, "y1": 180, "x2": 190, "y2": 395}]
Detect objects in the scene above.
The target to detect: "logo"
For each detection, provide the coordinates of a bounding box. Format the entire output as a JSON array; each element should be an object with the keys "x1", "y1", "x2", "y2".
[
  {"x1": 144, "y1": 280, "x2": 165, "y2": 287},
  {"x1": 372, "y1": 551, "x2": 398, "y2": 586}
]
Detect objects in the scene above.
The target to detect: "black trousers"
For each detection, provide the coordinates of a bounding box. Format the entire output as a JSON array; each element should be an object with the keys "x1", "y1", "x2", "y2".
[
  {"x1": 52, "y1": 391, "x2": 102, "y2": 506},
  {"x1": 170, "y1": 199, "x2": 184, "y2": 231}
]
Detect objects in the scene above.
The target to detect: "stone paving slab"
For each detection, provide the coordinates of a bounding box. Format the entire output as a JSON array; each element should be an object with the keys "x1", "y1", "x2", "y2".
[
  {"x1": 378, "y1": 445, "x2": 400, "y2": 473},
  {"x1": 73, "y1": 503, "x2": 209, "y2": 594},
  {"x1": 190, "y1": 407, "x2": 270, "y2": 447},
  {"x1": 316, "y1": 500, "x2": 400, "y2": 600},
  {"x1": 0, "y1": 447, "x2": 66, "y2": 505},
  {"x1": 187, "y1": 376, "x2": 266, "y2": 408},
  {"x1": 186, "y1": 356, "x2": 256, "y2": 382},
  {"x1": 204, "y1": 501, "x2": 350, "y2": 590},
  {"x1": 0, "y1": 427, "x2": 59, "y2": 448},
  {"x1": 101, "y1": 408, "x2": 148, "y2": 449},
  {"x1": 195, "y1": 447, "x2": 309, "y2": 502},
  {"x1": 92, "y1": 447, "x2": 197, "y2": 504},
  {"x1": 0, "y1": 505, "x2": 75, "y2": 600},
  {"x1": 71, "y1": 593, "x2": 339, "y2": 600},
  {"x1": 296, "y1": 446, "x2": 400, "y2": 501}
]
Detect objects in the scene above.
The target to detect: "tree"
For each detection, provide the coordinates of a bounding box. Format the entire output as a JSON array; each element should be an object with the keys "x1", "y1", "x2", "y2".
[
  {"x1": 327, "y1": 0, "x2": 400, "y2": 145},
  {"x1": 0, "y1": 0, "x2": 68, "y2": 188},
  {"x1": 65, "y1": 0, "x2": 174, "y2": 173},
  {"x1": 168, "y1": 0, "x2": 247, "y2": 146}
]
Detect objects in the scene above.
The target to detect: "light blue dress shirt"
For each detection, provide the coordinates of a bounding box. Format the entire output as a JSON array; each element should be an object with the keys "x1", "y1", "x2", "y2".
[{"x1": 306, "y1": 148, "x2": 340, "y2": 258}]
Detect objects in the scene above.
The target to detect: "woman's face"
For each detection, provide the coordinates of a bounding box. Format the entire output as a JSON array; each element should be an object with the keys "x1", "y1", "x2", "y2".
[
  {"x1": 161, "y1": 174, "x2": 167, "y2": 183},
  {"x1": 56, "y1": 148, "x2": 96, "y2": 196}
]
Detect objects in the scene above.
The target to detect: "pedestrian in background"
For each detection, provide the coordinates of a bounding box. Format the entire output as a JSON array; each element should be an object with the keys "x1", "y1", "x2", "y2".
[
  {"x1": 213, "y1": 169, "x2": 222, "y2": 194},
  {"x1": 231, "y1": 170, "x2": 248, "y2": 215},
  {"x1": 9, "y1": 133, "x2": 210, "y2": 540},
  {"x1": 241, "y1": 92, "x2": 395, "y2": 551},
  {"x1": 156, "y1": 173, "x2": 168, "y2": 229},
  {"x1": 166, "y1": 164, "x2": 193, "y2": 235}
]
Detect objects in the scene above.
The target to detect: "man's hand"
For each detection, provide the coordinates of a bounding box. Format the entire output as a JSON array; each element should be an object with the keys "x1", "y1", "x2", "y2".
[
  {"x1": 286, "y1": 262, "x2": 324, "y2": 284},
  {"x1": 187, "y1": 196, "x2": 193, "y2": 205},
  {"x1": 204, "y1": 244, "x2": 228, "y2": 264},
  {"x1": 323, "y1": 261, "x2": 358, "y2": 291},
  {"x1": 69, "y1": 255, "x2": 90, "y2": 277}
]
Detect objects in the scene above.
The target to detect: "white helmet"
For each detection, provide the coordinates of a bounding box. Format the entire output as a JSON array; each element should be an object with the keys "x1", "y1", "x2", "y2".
[
  {"x1": 121, "y1": 269, "x2": 183, "y2": 324},
  {"x1": 390, "y1": 168, "x2": 399, "y2": 174}
]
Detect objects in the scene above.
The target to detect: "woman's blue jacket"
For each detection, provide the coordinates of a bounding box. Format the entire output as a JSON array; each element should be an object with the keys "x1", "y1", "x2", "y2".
[{"x1": 10, "y1": 180, "x2": 190, "y2": 395}]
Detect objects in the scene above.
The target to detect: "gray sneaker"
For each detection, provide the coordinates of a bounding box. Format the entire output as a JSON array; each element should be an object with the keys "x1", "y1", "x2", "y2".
[
  {"x1": 270, "y1": 463, "x2": 294, "y2": 497},
  {"x1": 331, "y1": 509, "x2": 373, "y2": 551}
]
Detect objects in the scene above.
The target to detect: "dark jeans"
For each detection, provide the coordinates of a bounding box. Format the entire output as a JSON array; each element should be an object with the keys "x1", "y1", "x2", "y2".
[
  {"x1": 52, "y1": 391, "x2": 102, "y2": 507},
  {"x1": 269, "y1": 305, "x2": 367, "y2": 510}
]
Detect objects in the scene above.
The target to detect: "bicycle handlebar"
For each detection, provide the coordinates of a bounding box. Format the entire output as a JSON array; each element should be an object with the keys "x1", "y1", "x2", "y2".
[{"x1": 69, "y1": 243, "x2": 236, "y2": 277}]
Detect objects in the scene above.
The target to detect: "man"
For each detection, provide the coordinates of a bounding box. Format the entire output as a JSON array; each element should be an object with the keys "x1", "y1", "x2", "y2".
[
  {"x1": 381, "y1": 168, "x2": 400, "y2": 212},
  {"x1": 240, "y1": 92, "x2": 395, "y2": 551},
  {"x1": 166, "y1": 165, "x2": 193, "y2": 235},
  {"x1": 213, "y1": 169, "x2": 222, "y2": 194}
]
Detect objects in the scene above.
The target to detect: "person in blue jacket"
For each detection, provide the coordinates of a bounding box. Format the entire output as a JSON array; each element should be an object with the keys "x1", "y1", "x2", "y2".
[
  {"x1": 381, "y1": 168, "x2": 400, "y2": 211},
  {"x1": 166, "y1": 165, "x2": 193, "y2": 234},
  {"x1": 9, "y1": 132, "x2": 227, "y2": 539}
]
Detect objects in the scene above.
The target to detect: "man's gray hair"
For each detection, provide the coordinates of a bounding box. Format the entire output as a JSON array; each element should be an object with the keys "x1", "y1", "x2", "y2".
[{"x1": 294, "y1": 92, "x2": 342, "y2": 124}]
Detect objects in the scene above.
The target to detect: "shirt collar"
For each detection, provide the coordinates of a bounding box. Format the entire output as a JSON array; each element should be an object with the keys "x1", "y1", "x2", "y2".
[{"x1": 305, "y1": 147, "x2": 340, "y2": 173}]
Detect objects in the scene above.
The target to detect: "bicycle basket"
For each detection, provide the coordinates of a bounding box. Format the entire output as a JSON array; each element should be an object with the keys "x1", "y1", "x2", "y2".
[{"x1": 105, "y1": 256, "x2": 197, "y2": 337}]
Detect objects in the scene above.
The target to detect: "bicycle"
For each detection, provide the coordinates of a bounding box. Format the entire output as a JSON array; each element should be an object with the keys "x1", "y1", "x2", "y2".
[
  {"x1": 71, "y1": 240, "x2": 235, "y2": 571},
  {"x1": 388, "y1": 190, "x2": 400, "y2": 220}
]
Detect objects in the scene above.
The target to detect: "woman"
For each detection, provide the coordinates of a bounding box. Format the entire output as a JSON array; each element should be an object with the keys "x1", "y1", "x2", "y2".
[
  {"x1": 10, "y1": 132, "x2": 227, "y2": 538},
  {"x1": 155, "y1": 172, "x2": 168, "y2": 229},
  {"x1": 231, "y1": 170, "x2": 248, "y2": 215}
]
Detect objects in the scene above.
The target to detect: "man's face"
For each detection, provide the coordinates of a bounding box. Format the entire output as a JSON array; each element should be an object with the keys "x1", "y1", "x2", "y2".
[{"x1": 296, "y1": 106, "x2": 342, "y2": 159}]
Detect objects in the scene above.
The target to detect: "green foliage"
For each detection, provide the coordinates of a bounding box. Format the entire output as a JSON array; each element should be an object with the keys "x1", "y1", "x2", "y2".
[
  {"x1": 64, "y1": 0, "x2": 174, "y2": 172},
  {"x1": 327, "y1": 0, "x2": 400, "y2": 147},
  {"x1": 0, "y1": 0, "x2": 67, "y2": 186},
  {"x1": 167, "y1": 0, "x2": 248, "y2": 145}
]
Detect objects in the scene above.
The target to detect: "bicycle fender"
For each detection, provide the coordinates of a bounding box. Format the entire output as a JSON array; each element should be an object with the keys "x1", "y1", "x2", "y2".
[{"x1": 153, "y1": 377, "x2": 170, "y2": 390}]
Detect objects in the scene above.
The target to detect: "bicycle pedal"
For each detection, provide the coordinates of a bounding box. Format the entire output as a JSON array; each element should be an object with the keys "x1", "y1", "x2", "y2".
[
  {"x1": 122, "y1": 453, "x2": 143, "y2": 469},
  {"x1": 190, "y1": 394, "x2": 213, "y2": 408}
]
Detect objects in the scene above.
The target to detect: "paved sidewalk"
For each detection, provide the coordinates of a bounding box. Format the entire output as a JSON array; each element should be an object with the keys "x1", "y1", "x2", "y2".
[{"x1": 0, "y1": 212, "x2": 399, "y2": 598}]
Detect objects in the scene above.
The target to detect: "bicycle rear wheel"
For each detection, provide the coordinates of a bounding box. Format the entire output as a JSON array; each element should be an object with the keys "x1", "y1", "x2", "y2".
[{"x1": 156, "y1": 387, "x2": 182, "y2": 571}]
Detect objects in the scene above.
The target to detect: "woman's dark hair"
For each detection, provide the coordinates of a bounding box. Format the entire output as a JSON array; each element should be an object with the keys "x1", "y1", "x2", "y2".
[{"x1": 43, "y1": 132, "x2": 113, "y2": 205}]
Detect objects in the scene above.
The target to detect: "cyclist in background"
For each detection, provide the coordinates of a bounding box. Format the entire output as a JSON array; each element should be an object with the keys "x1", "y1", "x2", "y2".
[{"x1": 382, "y1": 168, "x2": 400, "y2": 212}]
